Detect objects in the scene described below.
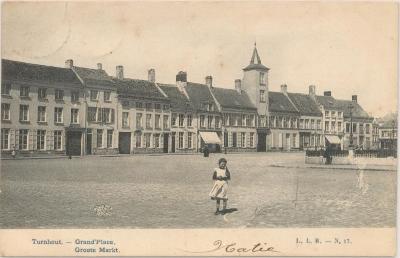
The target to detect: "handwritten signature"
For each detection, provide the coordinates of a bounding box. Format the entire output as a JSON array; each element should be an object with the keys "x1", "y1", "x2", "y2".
[{"x1": 180, "y1": 240, "x2": 278, "y2": 254}]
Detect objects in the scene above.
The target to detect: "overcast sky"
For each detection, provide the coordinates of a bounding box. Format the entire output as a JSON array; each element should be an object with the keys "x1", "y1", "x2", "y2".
[{"x1": 2, "y1": 2, "x2": 398, "y2": 117}]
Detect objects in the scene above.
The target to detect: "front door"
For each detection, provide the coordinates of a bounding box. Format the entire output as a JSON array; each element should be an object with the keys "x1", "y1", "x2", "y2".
[
  {"x1": 257, "y1": 132, "x2": 266, "y2": 152},
  {"x1": 163, "y1": 134, "x2": 169, "y2": 153},
  {"x1": 119, "y1": 132, "x2": 131, "y2": 154},
  {"x1": 67, "y1": 131, "x2": 82, "y2": 156},
  {"x1": 86, "y1": 132, "x2": 92, "y2": 155}
]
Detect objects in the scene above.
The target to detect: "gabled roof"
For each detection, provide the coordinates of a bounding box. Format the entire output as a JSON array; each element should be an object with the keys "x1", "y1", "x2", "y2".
[
  {"x1": 158, "y1": 84, "x2": 194, "y2": 111},
  {"x1": 287, "y1": 93, "x2": 322, "y2": 116},
  {"x1": 269, "y1": 91, "x2": 299, "y2": 114},
  {"x1": 113, "y1": 78, "x2": 168, "y2": 101},
  {"x1": 243, "y1": 44, "x2": 269, "y2": 71},
  {"x1": 315, "y1": 95, "x2": 344, "y2": 110},
  {"x1": 2, "y1": 59, "x2": 81, "y2": 86},
  {"x1": 185, "y1": 82, "x2": 219, "y2": 111},
  {"x1": 212, "y1": 87, "x2": 256, "y2": 111},
  {"x1": 335, "y1": 99, "x2": 371, "y2": 119},
  {"x1": 377, "y1": 112, "x2": 397, "y2": 128},
  {"x1": 73, "y1": 66, "x2": 115, "y2": 88}
]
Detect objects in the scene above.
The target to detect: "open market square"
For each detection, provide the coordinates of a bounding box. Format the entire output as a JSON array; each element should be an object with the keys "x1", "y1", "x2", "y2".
[{"x1": 0, "y1": 152, "x2": 396, "y2": 229}]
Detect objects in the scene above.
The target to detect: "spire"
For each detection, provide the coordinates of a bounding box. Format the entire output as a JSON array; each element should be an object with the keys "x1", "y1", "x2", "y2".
[{"x1": 250, "y1": 43, "x2": 262, "y2": 65}]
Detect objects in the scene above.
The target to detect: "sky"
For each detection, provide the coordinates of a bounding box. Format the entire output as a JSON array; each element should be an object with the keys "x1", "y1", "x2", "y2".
[{"x1": 1, "y1": 1, "x2": 398, "y2": 117}]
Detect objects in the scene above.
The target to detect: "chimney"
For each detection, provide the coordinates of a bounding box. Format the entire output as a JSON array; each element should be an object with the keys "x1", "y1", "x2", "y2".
[
  {"x1": 176, "y1": 71, "x2": 187, "y2": 82},
  {"x1": 148, "y1": 69, "x2": 155, "y2": 83},
  {"x1": 235, "y1": 79, "x2": 242, "y2": 93},
  {"x1": 280, "y1": 84, "x2": 288, "y2": 95},
  {"x1": 205, "y1": 75, "x2": 213, "y2": 88},
  {"x1": 324, "y1": 91, "x2": 331, "y2": 96},
  {"x1": 65, "y1": 59, "x2": 73, "y2": 68},
  {"x1": 116, "y1": 65, "x2": 124, "y2": 80},
  {"x1": 309, "y1": 85, "x2": 316, "y2": 97},
  {"x1": 352, "y1": 95, "x2": 358, "y2": 103},
  {"x1": 97, "y1": 63, "x2": 103, "y2": 70}
]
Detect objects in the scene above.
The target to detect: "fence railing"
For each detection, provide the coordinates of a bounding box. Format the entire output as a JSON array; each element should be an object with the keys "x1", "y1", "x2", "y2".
[{"x1": 306, "y1": 149, "x2": 397, "y2": 158}]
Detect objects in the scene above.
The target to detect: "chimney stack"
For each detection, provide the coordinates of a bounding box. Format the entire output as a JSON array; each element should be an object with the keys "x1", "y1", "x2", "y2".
[
  {"x1": 280, "y1": 84, "x2": 288, "y2": 95},
  {"x1": 352, "y1": 95, "x2": 358, "y2": 103},
  {"x1": 235, "y1": 79, "x2": 242, "y2": 93},
  {"x1": 65, "y1": 59, "x2": 73, "y2": 68},
  {"x1": 116, "y1": 65, "x2": 124, "y2": 80},
  {"x1": 309, "y1": 85, "x2": 316, "y2": 97},
  {"x1": 97, "y1": 63, "x2": 103, "y2": 70},
  {"x1": 205, "y1": 75, "x2": 213, "y2": 88},
  {"x1": 324, "y1": 91, "x2": 332, "y2": 96},
  {"x1": 176, "y1": 71, "x2": 187, "y2": 82},
  {"x1": 148, "y1": 69, "x2": 155, "y2": 83}
]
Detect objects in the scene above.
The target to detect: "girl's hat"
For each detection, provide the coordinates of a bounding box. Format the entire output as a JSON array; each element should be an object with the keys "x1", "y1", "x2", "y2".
[{"x1": 218, "y1": 158, "x2": 227, "y2": 164}]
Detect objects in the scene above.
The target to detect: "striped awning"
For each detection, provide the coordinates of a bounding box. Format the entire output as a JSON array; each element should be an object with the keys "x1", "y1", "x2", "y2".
[
  {"x1": 199, "y1": 132, "x2": 221, "y2": 144},
  {"x1": 325, "y1": 135, "x2": 341, "y2": 144}
]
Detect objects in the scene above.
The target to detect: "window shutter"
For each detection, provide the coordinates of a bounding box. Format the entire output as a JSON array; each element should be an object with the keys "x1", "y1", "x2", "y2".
[
  {"x1": 15, "y1": 130, "x2": 20, "y2": 150},
  {"x1": 183, "y1": 132, "x2": 187, "y2": 149},
  {"x1": 49, "y1": 130, "x2": 54, "y2": 150},
  {"x1": 111, "y1": 109, "x2": 115, "y2": 124},
  {"x1": 9, "y1": 129, "x2": 15, "y2": 149},
  {"x1": 46, "y1": 130, "x2": 51, "y2": 150},
  {"x1": 32, "y1": 130, "x2": 37, "y2": 150},
  {"x1": 246, "y1": 133, "x2": 250, "y2": 148}
]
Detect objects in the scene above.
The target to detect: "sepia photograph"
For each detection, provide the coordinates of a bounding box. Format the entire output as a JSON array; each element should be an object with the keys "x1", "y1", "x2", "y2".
[{"x1": 0, "y1": 1, "x2": 397, "y2": 256}]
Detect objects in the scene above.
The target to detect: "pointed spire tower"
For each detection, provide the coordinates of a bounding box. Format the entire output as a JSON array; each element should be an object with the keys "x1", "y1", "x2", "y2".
[{"x1": 241, "y1": 43, "x2": 270, "y2": 146}]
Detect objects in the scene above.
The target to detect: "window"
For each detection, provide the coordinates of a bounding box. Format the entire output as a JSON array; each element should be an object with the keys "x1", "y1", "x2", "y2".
[
  {"x1": 250, "y1": 132, "x2": 254, "y2": 148},
  {"x1": 366, "y1": 124, "x2": 370, "y2": 134},
  {"x1": 163, "y1": 115, "x2": 169, "y2": 129},
  {"x1": 171, "y1": 113, "x2": 177, "y2": 127},
  {"x1": 200, "y1": 115, "x2": 205, "y2": 128},
  {"x1": 1, "y1": 129, "x2": 10, "y2": 150},
  {"x1": 155, "y1": 104, "x2": 161, "y2": 110},
  {"x1": 54, "y1": 130, "x2": 62, "y2": 150},
  {"x1": 304, "y1": 119, "x2": 309, "y2": 129},
  {"x1": 208, "y1": 115, "x2": 213, "y2": 129},
  {"x1": 37, "y1": 130, "x2": 46, "y2": 150},
  {"x1": 250, "y1": 115, "x2": 255, "y2": 127},
  {"x1": 163, "y1": 104, "x2": 169, "y2": 110},
  {"x1": 2, "y1": 83, "x2": 11, "y2": 96},
  {"x1": 310, "y1": 120, "x2": 315, "y2": 129},
  {"x1": 241, "y1": 132, "x2": 246, "y2": 148},
  {"x1": 232, "y1": 132, "x2": 237, "y2": 147},
  {"x1": 136, "y1": 133, "x2": 142, "y2": 148},
  {"x1": 103, "y1": 108, "x2": 111, "y2": 123},
  {"x1": 260, "y1": 115, "x2": 266, "y2": 127},
  {"x1": 317, "y1": 120, "x2": 321, "y2": 130},
  {"x1": 87, "y1": 107, "x2": 97, "y2": 122},
  {"x1": 187, "y1": 114, "x2": 192, "y2": 127},
  {"x1": 338, "y1": 112, "x2": 342, "y2": 117},
  {"x1": 19, "y1": 129, "x2": 28, "y2": 150},
  {"x1": 292, "y1": 134, "x2": 296, "y2": 148},
  {"x1": 154, "y1": 134, "x2": 160, "y2": 148},
  {"x1": 90, "y1": 90, "x2": 99, "y2": 101},
  {"x1": 179, "y1": 114, "x2": 185, "y2": 127},
  {"x1": 136, "y1": 102, "x2": 143, "y2": 109},
  {"x1": 55, "y1": 89, "x2": 64, "y2": 101},
  {"x1": 325, "y1": 111, "x2": 329, "y2": 117},
  {"x1": 20, "y1": 86, "x2": 29, "y2": 97},
  {"x1": 359, "y1": 124, "x2": 364, "y2": 134},
  {"x1": 19, "y1": 105, "x2": 29, "y2": 122},
  {"x1": 97, "y1": 129, "x2": 103, "y2": 148},
  {"x1": 178, "y1": 132, "x2": 184, "y2": 149},
  {"x1": 352, "y1": 123, "x2": 357, "y2": 133},
  {"x1": 346, "y1": 123, "x2": 350, "y2": 133},
  {"x1": 145, "y1": 103, "x2": 152, "y2": 109},
  {"x1": 71, "y1": 109, "x2": 79, "y2": 124},
  {"x1": 107, "y1": 130, "x2": 113, "y2": 148},
  {"x1": 245, "y1": 115, "x2": 250, "y2": 127},
  {"x1": 187, "y1": 133, "x2": 192, "y2": 149},
  {"x1": 71, "y1": 91, "x2": 79, "y2": 102},
  {"x1": 136, "y1": 113, "x2": 142, "y2": 128},
  {"x1": 260, "y1": 90, "x2": 266, "y2": 102},
  {"x1": 325, "y1": 121, "x2": 329, "y2": 131},
  {"x1": 144, "y1": 133, "x2": 151, "y2": 148},
  {"x1": 331, "y1": 122, "x2": 336, "y2": 132},
  {"x1": 283, "y1": 117, "x2": 288, "y2": 128},
  {"x1": 38, "y1": 88, "x2": 47, "y2": 99},
  {"x1": 331, "y1": 111, "x2": 336, "y2": 117},
  {"x1": 104, "y1": 91, "x2": 111, "y2": 102},
  {"x1": 37, "y1": 106, "x2": 46, "y2": 122},
  {"x1": 146, "y1": 114, "x2": 152, "y2": 129},
  {"x1": 237, "y1": 115, "x2": 242, "y2": 126},
  {"x1": 155, "y1": 114, "x2": 161, "y2": 129},
  {"x1": 208, "y1": 103, "x2": 214, "y2": 111},
  {"x1": 2, "y1": 103, "x2": 10, "y2": 121},
  {"x1": 215, "y1": 116, "x2": 220, "y2": 129},
  {"x1": 260, "y1": 72, "x2": 266, "y2": 84},
  {"x1": 338, "y1": 122, "x2": 342, "y2": 132},
  {"x1": 54, "y1": 107, "x2": 63, "y2": 124},
  {"x1": 225, "y1": 115, "x2": 230, "y2": 126},
  {"x1": 122, "y1": 112, "x2": 129, "y2": 128}
]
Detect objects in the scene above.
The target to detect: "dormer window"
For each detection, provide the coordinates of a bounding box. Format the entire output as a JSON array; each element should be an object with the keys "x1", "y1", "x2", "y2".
[{"x1": 260, "y1": 72, "x2": 266, "y2": 85}]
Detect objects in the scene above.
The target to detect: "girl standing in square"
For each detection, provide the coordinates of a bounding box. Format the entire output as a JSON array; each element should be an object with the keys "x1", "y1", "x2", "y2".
[{"x1": 209, "y1": 158, "x2": 231, "y2": 215}]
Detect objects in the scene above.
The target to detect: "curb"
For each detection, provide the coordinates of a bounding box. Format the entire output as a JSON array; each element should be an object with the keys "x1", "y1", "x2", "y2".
[{"x1": 269, "y1": 164, "x2": 396, "y2": 172}]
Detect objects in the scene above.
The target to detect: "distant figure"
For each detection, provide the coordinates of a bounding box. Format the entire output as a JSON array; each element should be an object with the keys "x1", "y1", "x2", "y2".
[
  {"x1": 324, "y1": 146, "x2": 332, "y2": 165},
  {"x1": 209, "y1": 158, "x2": 231, "y2": 215},
  {"x1": 203, "y1": 145, "x2": 209, "y2": 157},
  {"x1": 11, "y1": 147, "x2": 16, "y2": 159}
]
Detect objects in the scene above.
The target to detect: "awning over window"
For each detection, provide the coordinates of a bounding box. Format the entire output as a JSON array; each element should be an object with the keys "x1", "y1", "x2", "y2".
[
  {"x1": 200, "y1": 132, "x2": 221, "y2": 144},
  {"x1": 325, "y1": 135, "x2": 341, "y2": 144}
]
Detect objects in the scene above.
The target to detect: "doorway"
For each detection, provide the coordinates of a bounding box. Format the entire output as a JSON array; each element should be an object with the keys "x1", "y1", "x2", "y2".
[
  {"x1": 67, "y1": 131, "x2": 82, "y2": 156},
  {"x1": 257, "y1": 132, "x2": 266, "y2": 152},
  {"x1": 163, "y1": 133, "x2": 169, "y2": 153},
  {"x1": 119, "y1": 132, "x2": 131, "y2": 154}
]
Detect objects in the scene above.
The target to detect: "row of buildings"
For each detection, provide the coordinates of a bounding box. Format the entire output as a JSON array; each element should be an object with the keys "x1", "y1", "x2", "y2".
[{"x1": 1, "y1": 45, "x2": 395, "y2": 156}]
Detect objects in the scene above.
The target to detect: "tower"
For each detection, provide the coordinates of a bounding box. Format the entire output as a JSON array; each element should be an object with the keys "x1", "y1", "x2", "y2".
[{"x1": 241, "y1": 43, "x2": 270, "y2": 122}]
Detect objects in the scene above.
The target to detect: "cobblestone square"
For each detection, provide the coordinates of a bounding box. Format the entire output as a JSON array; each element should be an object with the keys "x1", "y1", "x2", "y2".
[{"x1": 0, "y1": 153, "x2": 396, "y2": 228}]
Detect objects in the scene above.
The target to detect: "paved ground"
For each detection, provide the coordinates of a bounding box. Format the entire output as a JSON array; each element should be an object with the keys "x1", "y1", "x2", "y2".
[{"x1": 0, "y1": 152, "x2": 396, "y2": 228}]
